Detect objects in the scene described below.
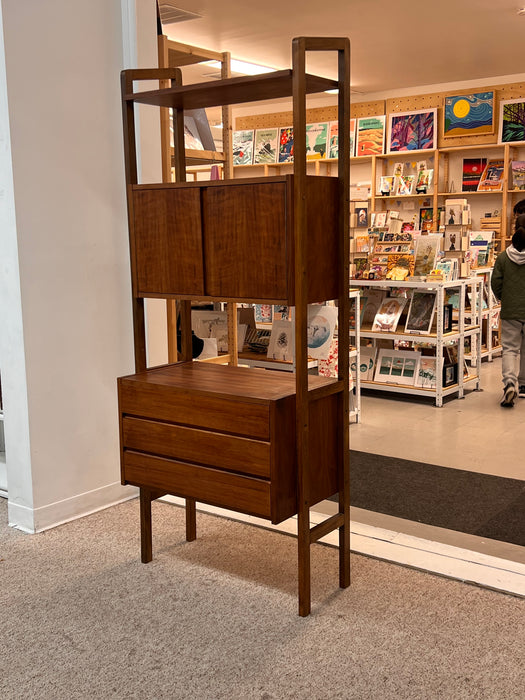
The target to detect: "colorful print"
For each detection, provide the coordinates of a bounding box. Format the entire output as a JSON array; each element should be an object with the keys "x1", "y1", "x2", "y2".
[
  {"x1": 388, "y1": 110, "x2": 436, "y2": 153},
  {"x1": 444, "y1": 92, "x2": 494, "y2": 137}
]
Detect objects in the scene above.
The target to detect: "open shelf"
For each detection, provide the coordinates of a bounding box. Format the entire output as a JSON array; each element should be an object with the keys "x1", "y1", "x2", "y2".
[{"x1": 124, "y1": 70, "x2": 338, "y2": 110}]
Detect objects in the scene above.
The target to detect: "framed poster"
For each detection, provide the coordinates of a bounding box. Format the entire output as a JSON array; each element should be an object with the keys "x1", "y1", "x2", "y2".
[
  {"x1": 356, "y1": 115, "x2": 386, "y2": 156},
  {"x1": 305, "y1": 122, "x2": 328, "y2": 159},
  {"x1": 443, "y1": 92, "x2": 494, "y2": 138},
  {"x1": 387, "y1": 109, "x2": 437, "y2": 153},
  {"x1": 254, "y1": 128, "x2": 278, "y2": 164},
  {"x1": 232, "y1": 129, "x2": 254, "y2": 165},
  {"x1": 498, "y1": 99, "x2": 525, "y2": 145}
]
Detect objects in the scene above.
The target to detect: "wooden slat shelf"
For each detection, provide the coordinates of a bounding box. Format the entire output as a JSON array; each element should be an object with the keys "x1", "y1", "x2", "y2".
[{"x1": 124, "y1": 70, "x2": 338, "y2": 110}]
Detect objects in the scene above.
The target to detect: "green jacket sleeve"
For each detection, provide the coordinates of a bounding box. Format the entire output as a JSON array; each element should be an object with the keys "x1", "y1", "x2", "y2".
[{"x1": 491, "y1": 254, "x2": 504, "y2": 300}]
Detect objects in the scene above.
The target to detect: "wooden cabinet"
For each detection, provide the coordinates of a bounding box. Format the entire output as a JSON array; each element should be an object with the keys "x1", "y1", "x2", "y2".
[
  {"x1": 119, "y1": 362, "x2": 340, "y2": 524},
  {"x1": 119, "y1": 37, "x2": 350, "y2": 616},
  {"x1": 131, "y1": 175, "x2": 339, "y2": 303}
]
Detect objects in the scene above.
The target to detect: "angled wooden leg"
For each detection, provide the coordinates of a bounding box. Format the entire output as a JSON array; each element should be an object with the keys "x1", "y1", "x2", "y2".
[
  {"x1": 297, "y1": 506, "x2": 311, "y2": 617},
  {"x1": 186, "y1": 497, "x2": 197, "y2": 541},
  {"x1": 139, "y1": 487, "x2": 152, "y2": 563}
]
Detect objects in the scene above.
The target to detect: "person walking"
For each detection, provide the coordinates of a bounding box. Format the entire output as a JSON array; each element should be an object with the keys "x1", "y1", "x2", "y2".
[{"x1": 491, "y1": 214, "x2": 525, "y2": 407}]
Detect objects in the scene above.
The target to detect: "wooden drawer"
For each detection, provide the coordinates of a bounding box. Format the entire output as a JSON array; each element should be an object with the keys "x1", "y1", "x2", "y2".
[
  {"x1": 124, "y1": 450, "x2": 272, "y2": 520},
  {"x1": 118, "y1": 362, "x2": 341, "y2": 525},
  {"x1": 119, "y1": 380, "x2": 270, "y2": 440},
  {"x1": 122, "y1": 416, "x2": 271, "y2": 478}
]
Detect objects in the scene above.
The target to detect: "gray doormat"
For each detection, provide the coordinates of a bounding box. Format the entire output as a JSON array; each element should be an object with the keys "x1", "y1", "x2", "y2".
[{"x1": 342, "y1": 450, "x2": 525, "y2": 547}]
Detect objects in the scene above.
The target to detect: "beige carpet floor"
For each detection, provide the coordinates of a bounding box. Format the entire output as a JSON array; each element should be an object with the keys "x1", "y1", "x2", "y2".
[{"x1": 1, "y1": 497, "x2": 524, "y2": 699}]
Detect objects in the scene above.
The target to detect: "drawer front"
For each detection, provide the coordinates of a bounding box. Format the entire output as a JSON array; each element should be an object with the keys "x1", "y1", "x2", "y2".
[
  {"x1": 122, "y1": 416, "x2": 271, "y2": 478},
  {"x1": 119, "y1": 382, "x2": 270, "y2": 440},
  {"x1": 123, "y1": 450, "x2": 271, "y2": 520}
]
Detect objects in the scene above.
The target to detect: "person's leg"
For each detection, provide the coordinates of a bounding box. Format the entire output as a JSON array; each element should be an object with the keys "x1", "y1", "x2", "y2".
[
  {"x1": 501, "y1": 319, "x2": 521, "y2": 406},
  {"x1": 518, "y1": 320, "x2": 525, "y2": 397}
]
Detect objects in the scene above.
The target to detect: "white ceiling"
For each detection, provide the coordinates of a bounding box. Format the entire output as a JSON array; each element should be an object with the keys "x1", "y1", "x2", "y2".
[{"x1": 162, "y1": 0, "x2": 525, "y2": 95}]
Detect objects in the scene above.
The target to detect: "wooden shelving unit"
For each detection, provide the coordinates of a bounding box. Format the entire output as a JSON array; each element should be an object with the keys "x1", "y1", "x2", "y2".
[{"x1": 118, "y1": 37, "x2": 351, "y2": 616}]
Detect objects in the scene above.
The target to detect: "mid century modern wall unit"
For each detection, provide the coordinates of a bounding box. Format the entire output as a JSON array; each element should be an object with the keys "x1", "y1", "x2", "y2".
[{"x1": 117, "y1": 37, "x2": 351, "y2": 616}]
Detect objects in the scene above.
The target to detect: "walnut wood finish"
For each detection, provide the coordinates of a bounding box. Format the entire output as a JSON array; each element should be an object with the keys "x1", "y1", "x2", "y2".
[
  {"x1": 130, "y1": 175, "x2": 339, "y2": 303},
  {"x1": 119, "y1": 37, "x2": 351, "y2": 616},
  {"x1": 132, "y1": 188, "x2": 204, "y2": 296},
  {"x1": 124, "y1": 70, "x2": 337, "y2": 111},
  {"x1": 119, "y1": 362, "x2": 340, "y2": 525}
]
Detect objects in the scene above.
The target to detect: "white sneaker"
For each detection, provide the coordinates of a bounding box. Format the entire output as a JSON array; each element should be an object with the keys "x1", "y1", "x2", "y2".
[{"x1": 501, "y1": 385, "x2": 517, "y2": 407}]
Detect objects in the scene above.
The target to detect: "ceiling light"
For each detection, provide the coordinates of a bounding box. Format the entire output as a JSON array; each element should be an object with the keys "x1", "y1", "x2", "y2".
[
  {"x1": 158, "y1": 2, "x2": 202, "y2": 24},
  {"x1": 205, "y1": 59, "x2": 274, "y2": 76}
]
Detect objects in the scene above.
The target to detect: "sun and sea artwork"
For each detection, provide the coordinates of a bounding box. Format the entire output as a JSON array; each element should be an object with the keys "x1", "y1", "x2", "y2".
[
  {"x1": 388, "y1": 110, "x2": 436, "y2": 152},
  {"x1": 499, "y1": 99, "x2": 525, "y2": 145},
  {"x1": 444, "y1": 92, "x2": 494, "y2": 138}
]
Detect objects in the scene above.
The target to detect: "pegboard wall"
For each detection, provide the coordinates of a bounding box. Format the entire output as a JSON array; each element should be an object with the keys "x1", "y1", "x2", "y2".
[
  {"x1": 236, "y1": 100, "x2": 385, "y2": 130},
  {"x1": 236, "y1": 82, "x2": 525, "y2": 149}
]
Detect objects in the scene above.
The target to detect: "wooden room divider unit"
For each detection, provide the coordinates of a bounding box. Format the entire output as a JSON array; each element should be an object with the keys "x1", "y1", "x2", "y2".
[{"x1": 118, "y1": 36, "x2": 351, "y2": 616}]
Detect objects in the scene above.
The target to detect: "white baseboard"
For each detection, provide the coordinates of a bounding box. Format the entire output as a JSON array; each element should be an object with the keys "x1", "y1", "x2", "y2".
[
  {"x1": 160, "y1": 496, "x2": 525, "y2": 598},
  {"x1": 8, "y1": 482, "x2": 138, "y2": 533}
]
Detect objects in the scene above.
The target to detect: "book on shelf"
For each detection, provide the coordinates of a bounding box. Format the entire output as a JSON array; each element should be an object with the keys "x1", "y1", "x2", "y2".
[
  {"x1": 416, "y1": 355, "x2": 443, "y2": 389},
  {"x1": 328, "y1": 121, "x2": 339, "y2": 159},
  {"x1": 267, "y1": 319, "x2": 294, "y2": 361},
  {"x1": 415, "y1": 168, "x2": 433, "y2": 192},
  {"x1": 305, "y1": 122, "x2": 329, "y2": 160},
  {"x1": 397, "y1": 175, "x2": 415, "y2": 196},
  {"x1": 435, "y1": 257, "x2": 459, "y2": 281},
  {"x1": 352, "y1": 233, "x2": 371, "y2": 253},
  {"x1": 462, "y1": 158, "x2": 487, "y2": 191},
  {"x1": 371, "y1": 296, "x2": 407, "y2": 333},
  {"x1": 443, "y1": 199, "x2": 470, "y2": 227},
  {"x1": 469, "y1": 231, "x2": 494, "y2": 268},
  {"x1": 404, "y1": 291, "x2": 437, "y2": 334},
  {"x1": 379, "y1": 175, "x2": 396, "y2": 195},
  {"x1": 351, "y1": 204, "x2": 369, "y2": 228},
  {"x1": 413, "y1": 235, "x2": 442, "y2": 277},
  {"x1": 511, "y1": 161, "x2": 525, "y2": 190},
  {"x1": 232, "y1": 129, "x2": 255, "y2": 165},
  {"x1": 356, "y1": 115, "x2": 386, "y2": 156},
  {"x1": 386, "y1": 254, "x2": 415, "y2": 281},
  {"x1": 351, "y1": 346, "x2": 377, "y2": 382},
  {"x1": 278, "y1": 126, "x2": 294, "y2": 163},
  {"x1": 253, "y1": 128, "x2": 279, "y2": 164},
  {"x1": 477, "y1": 159, "x2": 505, "y2": 192},
  {"x1": 306, "y1": 304, "x2": 338, "y2": 360},
  {"x1": 361, "y1": 289, "x2": 386, "y2": 325},
  {"x1": 374, "y1": 349, "x2": 421, "y2": 386}
]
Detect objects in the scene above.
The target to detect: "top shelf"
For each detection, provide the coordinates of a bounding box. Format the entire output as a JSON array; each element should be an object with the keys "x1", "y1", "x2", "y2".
[{"x1": 124, "y1": 70, "x2": 338, "y2": 111}]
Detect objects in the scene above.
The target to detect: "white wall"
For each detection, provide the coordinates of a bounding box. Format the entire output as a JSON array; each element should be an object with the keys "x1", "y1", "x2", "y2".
[{"x1": 0, "y1": 0, "x2": 159, "y2": 531}]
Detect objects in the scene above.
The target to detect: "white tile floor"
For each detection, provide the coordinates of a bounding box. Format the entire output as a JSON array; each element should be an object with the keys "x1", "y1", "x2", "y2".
[{"x1": 350, "y1": 356, "x2": 524, "y2": 480}]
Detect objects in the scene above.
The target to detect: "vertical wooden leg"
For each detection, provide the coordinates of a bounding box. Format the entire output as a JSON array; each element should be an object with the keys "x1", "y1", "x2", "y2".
[
  {"x1": 139, "y1": 487, "x2": 152, "y2": 563},
  {"x1": 339, "y1": 505, "x2": 351, "y2": 589},
  {"x1": 186, "y1": 497, "x2": 197, "y2": 541},
  {"x1": 297, "y1": 507, "x2": 311, "y2": 617}
]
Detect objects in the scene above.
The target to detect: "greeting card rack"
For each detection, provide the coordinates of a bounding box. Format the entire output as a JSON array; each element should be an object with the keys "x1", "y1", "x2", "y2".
[
  {"x1": 351, "y1": 278, "x2": 482, "y2": 407},
  {"x1": 117, "y1": 37, "x2": 351, "y2": 616}
]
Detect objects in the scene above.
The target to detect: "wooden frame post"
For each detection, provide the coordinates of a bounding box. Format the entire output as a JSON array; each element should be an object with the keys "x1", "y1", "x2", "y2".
[{"x1": 292, "y1": 37, "x2": 351, "y2": 616}]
